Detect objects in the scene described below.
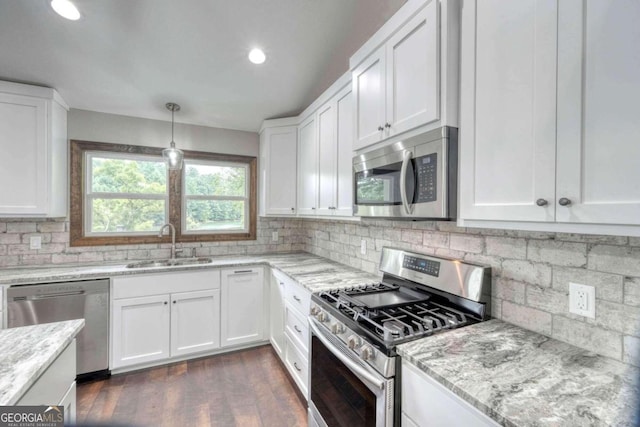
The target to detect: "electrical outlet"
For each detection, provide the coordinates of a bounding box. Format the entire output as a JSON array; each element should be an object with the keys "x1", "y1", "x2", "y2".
[
  {"x1": 569, "y1": 282, "x2": 595, "y2": 318},
  {"x1": 29, "y1": 235, "x2": 42, "y2": 250},
  {"x1": 360, "y1": 239, "x2": 367, "y2": 255},
  {"x1": 271, "y1": 231, "x2": 278, "y2": 242}
]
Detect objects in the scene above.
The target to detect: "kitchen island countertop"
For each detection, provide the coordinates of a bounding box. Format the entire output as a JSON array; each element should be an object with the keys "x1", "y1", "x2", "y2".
[
  {"x1": 397, "y1": 319, "x2": 639, "y2": 427},
  {"x1": 0, "y1": 319, "x2": 84, "y2": 405}
]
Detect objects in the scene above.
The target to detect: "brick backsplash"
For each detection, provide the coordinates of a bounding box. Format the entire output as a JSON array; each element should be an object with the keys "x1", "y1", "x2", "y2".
[
  {"x1": 2, "y1": 215, "x2": 639, "y2": 366},
  {"x1": 0, "y1": 218, "x2": 306, "y2": 268},
  {"x1": 300, "y1": 218, "x2": 640, "y2": 367}
]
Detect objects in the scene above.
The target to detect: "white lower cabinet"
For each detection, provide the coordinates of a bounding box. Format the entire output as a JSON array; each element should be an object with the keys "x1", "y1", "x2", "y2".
[
  {"x1": 170, "y1": 289, "x2": 220, "y2": 357},
  {"x1": 269, "y1": 271, "x2": 286, "y2": 358},
  {"x1": 18, "y1": 339, "x2": 76, "y2": 424},
  {"x1": 220, "y1": 267, "x2": 266, "y2": 348},
  {"x1": 111, "y1": 270, "x2": 221, "y2": 370},
  {"x1": 284, "y1": 334, "x2": 309, "y2": 397},
  {"x1": 402, "y1": 360, "x2": 499, "y2": 427},
  {"x1": 112, "y1": 294, "x2": 171, "y2": 368}
]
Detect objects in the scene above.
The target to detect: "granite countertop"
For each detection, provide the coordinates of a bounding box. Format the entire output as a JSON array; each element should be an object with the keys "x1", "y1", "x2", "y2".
[
  {"x1": 397, "y1": 319, "x2": 640, "y2": 427},
  {"x1": 0, "y1": 320, "x2": 84, "y2": 405},
  {"x1": 0, "y1": 252, "x2": 381, "y2": 293}
]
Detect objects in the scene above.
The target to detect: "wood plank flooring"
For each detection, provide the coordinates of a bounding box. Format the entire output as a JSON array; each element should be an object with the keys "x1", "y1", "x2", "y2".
[{"x1": 77, "y1": 345, "x2": 307, "y2": 427}]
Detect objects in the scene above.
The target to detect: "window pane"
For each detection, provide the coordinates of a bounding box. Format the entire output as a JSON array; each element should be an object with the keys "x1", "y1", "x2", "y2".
[
  {"x1": 185, "y1": 200, "x2": 245, "y2": 231},
  {"x1": 90, "y1": 199, "x2": 166, "y2": 233},
  {"x1": 91, "y1": 157, "x2": 166, "y2": 194},
  {"x1": 185, "y1": 163, "x2": 246, "y2": 197}
]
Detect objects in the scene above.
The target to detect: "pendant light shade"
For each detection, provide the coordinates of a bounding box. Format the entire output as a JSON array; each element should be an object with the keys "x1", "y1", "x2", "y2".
[{"x1": 163, "y1": 102, "x2": 184, "y2": 170}]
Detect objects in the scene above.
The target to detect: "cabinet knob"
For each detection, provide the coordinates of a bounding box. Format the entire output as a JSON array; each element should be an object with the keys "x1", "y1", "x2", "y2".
[
  {"x1": 385, "y1": 123, "x2": 391, "y2": 128},
  {"x1": 311, "y1": 207, "x2": 316, "y2": 210},
  {"x1": 558, "y1": 197, "x2": 572, "y2": 206},
  {"x1": 536, "y1": 198, "x2": 548, "y2": 207},
  {"x1": 173, "y1": 300, "x2": 176, "y2": 304},
  {"x1": 377, "y1": 126, "x2": 384, "y2": 131},
  {"x1": 164, "y1": 301, "x2": 168, "y2": 305}
]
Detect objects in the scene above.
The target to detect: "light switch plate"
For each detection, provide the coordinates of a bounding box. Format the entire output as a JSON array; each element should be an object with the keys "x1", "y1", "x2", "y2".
[
  {"x1": 569, "y1": 282, "x2": 595, "y2": 318},
  {"x1": 360, "y1": 239, "x2": 367, "y2": 255},
  {"x1": 271, "y1": 231, "x2": 278, "y2": 242},
  {"x1": 29, "y1": 235, "x2": 42, "y2": 250}
]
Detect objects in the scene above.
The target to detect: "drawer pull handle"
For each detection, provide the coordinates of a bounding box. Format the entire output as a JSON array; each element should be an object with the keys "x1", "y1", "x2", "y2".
[
  {"x1": 234, "y1": 270, "x2": 253, "y2": 274},
  {"x1": 293, "y1": 362, "x2": 302, "y2": 372},
  {"x1": 294, "y1": 325, "x2": 302, "y2": 333},
  {"x1": 293, "y1": 295, "x2": 301, "y2": 302}
]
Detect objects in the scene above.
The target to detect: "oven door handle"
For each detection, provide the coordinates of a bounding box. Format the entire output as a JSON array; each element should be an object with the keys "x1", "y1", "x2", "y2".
[
  {"x1": 309, "y1": 319, "x2": 385, "y2": 390},
  {"x1": 400, "y1": 150, "x2": 413, "y2": 215}
]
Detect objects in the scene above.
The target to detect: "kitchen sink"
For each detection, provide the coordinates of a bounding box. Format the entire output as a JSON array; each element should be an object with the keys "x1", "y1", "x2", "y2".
[{"x1": 125, "y1": 257, "x2": 213, "y2": 269}]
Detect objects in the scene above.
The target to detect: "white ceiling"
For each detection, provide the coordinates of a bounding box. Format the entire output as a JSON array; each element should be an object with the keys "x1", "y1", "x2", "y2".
[{"x1": 0, "y1": 0, "x2": 405, "y2": 132}]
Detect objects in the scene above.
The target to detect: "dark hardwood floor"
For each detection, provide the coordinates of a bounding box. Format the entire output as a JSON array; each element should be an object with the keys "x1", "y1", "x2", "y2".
[{"x1": 77, "y1": 345, "x2": 307, "y2": 427}]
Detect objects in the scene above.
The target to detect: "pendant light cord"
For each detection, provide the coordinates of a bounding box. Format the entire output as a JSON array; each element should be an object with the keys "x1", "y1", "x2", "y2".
[{"x1": 171, "y1": 108, "x2": 175, "y2": 144}]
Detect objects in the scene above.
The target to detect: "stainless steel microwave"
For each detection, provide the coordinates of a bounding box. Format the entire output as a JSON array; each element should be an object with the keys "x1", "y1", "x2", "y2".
[{"x1": 353, "y1": 126, "x2": 457, "y2": 219}]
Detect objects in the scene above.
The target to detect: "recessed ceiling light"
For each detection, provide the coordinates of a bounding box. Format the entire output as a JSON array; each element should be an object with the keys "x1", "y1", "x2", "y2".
[
  {"x1": 248, "y1": 48, "x2": 266, "y2": 65},
  {"x1": 50, "y1": 0, "x2": 81, "y2": 20}
]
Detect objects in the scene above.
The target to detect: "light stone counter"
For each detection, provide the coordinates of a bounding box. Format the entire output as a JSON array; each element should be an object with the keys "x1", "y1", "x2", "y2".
[
  {"x1": 0, "y1": 319, "x2": 84, "y2": 405},
  {"x1": 397, "y1": 319, "x2": 639, "y2": 427},
  {"x1": 0, "y1": 252, "x2": 381, "y2": 293}
]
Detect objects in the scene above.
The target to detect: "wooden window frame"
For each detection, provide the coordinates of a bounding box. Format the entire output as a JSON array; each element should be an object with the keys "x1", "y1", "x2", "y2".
[{"x1": 70, "y1": 140, "x2": 257, "y2": 247}]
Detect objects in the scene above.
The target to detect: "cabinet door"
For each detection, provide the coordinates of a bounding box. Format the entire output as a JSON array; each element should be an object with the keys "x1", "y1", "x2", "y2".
[
  {"x1": 170, "y1": 289, "x2": 220, "y2": 357},
  {"x1": 352, "y1": 46, "x2": 386, "y2": 151},
  {"x1": 556, "y1": 0, "x2": 640, "y2": 225},
  {"x1": 459, "y1": 0, "x2": 558, "y2": 222},
  {"x1": 112, "y1": 295, "x2": 170, "y2": 369},
  {"x1": 59, "y1": 382, "x2": 76, "y2": 425},
  {"x1": 335, "y1": 87, "x2": 354, "y2": 216},
  {"x1": 297, "y1": 115, "x2": 319, "y2": 215},
  {"x1": 269, "y1": 272, "x2": 285, "y2": 359},
  {"x1": 263, "y1": 127, "x2": 297, "y2": 215},
  {"x1": 0, "y1": 94, "x2": 47, "y2": 215},
  {"x1": 317, "y1": 102, "x2": 337, "y2": 215},
  {"x1": 220, "y1": 268, "x2": 265, "y2": 348},
  {"x1": 386, "y1": 0, "x2": 439, "y2": 136}
]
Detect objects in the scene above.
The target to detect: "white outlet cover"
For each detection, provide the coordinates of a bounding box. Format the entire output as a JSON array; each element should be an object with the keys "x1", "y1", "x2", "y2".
[
  {"x1": 360, "y1": 239, "x2": 367, "y2": 255},
  {"x1": 569, "y1": 282, "x2": 596, "y2": 319},
  {"x1": 272, "y1": 231, "x2": 278, "y2": 242},
  {"x1": 29, "y1": 235, "x2": 42, "y2": 250}
]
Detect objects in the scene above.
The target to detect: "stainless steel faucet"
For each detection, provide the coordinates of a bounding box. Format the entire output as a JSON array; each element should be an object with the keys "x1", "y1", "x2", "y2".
[{"x1": 158, "y1": 223, "x2": 182, "y2": 260}]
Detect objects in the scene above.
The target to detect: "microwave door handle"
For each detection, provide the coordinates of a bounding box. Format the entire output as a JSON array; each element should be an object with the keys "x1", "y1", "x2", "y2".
[
  {"x1": 309, "y1": 318, "x2": 385, "y2": 390},
  {"x1": 400, "y1": 150, "x2": 413, "y2": 214}
]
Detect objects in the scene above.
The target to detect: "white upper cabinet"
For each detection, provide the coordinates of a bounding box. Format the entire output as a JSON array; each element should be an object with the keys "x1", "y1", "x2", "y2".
[
  {"x1": 459, "y1": 0, "x2": 557, "y2": 222},
  {"x1": 259, "y1": 124, "x2": 297, "y2": 216},
  {"x1": 459, "y1": 0, "x2": 640, "y2": 234},
  {"x1": 0, "y1": 81, "x2": 68, "y2": 217},
  {"x1": 317, "y1": 101, "x2": 337, "y2": 216},
  {"x1": 335, "y1": 87, "x2": 354, "y2": 216},
  {"x1": 555, "y1": 0, "x2": 640, "y2": 225},
  {"x1": 351, "y1": 0, "x2": 459, "y2": 152},
  {"x1": 297, "y1": 114, "x2": 319, "y2": 215}
]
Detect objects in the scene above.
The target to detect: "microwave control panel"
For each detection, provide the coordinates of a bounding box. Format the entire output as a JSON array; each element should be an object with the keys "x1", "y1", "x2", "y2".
[
  {"x1": 415, "y1": 153, "x2": 437, "y2": 203},
  {"x1": 402, "y1": 255, "x2": 440, "y2": 277}
]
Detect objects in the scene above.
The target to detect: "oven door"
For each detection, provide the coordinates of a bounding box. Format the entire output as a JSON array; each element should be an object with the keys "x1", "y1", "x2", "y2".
[{"x1": 308, "y1": 318, "x2": 393, "y2": 427}]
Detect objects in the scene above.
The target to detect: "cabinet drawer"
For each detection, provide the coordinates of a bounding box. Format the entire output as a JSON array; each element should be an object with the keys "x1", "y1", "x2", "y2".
[
  {"x1": 112, "y1": 270, "x2": 221, "y2": 299},
  {"x1": 284, "y1": 334, "x2": 308, "y2": 398},
  {"x1": 285, "y1": 302, "x2": 309, "y2": 352},
  {"x1": 284, "y1": 278, "x2": 311, "y2": 317}
]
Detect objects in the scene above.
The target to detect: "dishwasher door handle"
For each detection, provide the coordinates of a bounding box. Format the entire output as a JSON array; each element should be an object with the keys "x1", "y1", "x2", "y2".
[{"x1": 27, "y1": 290, "x2": 86, "y2": 300}]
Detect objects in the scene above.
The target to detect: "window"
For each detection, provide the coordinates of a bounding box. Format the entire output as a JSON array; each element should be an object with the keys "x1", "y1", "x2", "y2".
[
  {"x1": 70, "y1": 140, "x2": 257, "y2": 246},
  {"x1": 85, "y1": 152, "x2": 168, "y2": 235},
  {"x1": 183, "y1": 160, "x2": 249, "y2": 233}
]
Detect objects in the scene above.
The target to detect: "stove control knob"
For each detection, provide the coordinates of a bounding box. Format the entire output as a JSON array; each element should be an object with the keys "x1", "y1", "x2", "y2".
[
  {"x1": 331, "y1": 322, "x2": 345, "y2": 334},
  {"x1": 316, "y1": 311, "x2": 328, "y2": 322},
  {"x1": 347, "y1": 335, "x2": 361, "y2": 350},
  {"x1": 361, "y1": 346, "x2": 375, "y2": 361},
  {"x1": 310, "y1": 305, "x2": 320, "y2": 316}
]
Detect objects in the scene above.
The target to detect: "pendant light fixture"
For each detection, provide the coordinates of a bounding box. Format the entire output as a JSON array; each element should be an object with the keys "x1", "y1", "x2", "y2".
[{"x1": 162, "y1": 102, "x2": 184, "y2": 170}]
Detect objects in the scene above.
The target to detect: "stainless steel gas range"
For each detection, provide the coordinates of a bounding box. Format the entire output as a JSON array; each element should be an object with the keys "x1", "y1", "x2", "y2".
[{"x1": 307, "y1": 247, "x2": 492, "y2": 427}]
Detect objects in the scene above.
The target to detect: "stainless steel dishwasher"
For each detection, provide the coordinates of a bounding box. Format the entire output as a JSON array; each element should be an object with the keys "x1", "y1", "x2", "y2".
[{"x1": 7, "y1": 279, "x2": 110, "y2": 380}]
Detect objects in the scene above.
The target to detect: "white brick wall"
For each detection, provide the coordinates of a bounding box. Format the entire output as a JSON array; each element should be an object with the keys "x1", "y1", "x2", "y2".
[{"x1": 302, "y1": 218, "x2": 640, "y2": 366}]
